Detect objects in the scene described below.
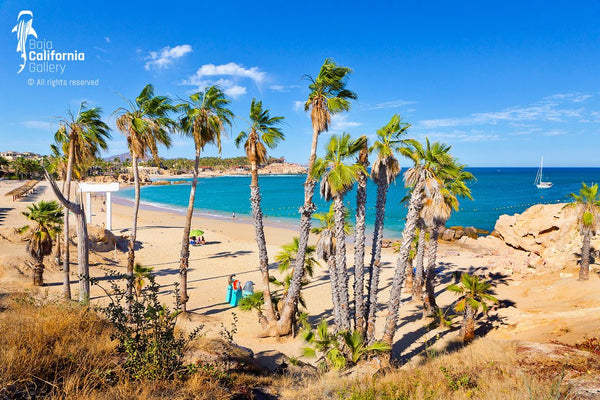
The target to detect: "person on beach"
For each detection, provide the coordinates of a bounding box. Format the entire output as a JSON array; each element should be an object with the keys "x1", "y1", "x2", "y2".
[
  {"x1": 226, "y1": 274, "x2": 242, "y2": 306},
  {"x1": 200, "y1": 236, "x2": 206, "y2": 245},
  {"x1": 232, "y1": 212, "x2": 236, "y2": 219}
]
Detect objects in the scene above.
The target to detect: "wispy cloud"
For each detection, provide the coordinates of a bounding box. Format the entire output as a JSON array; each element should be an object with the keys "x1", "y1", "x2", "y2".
[
  {"x1": 181, "y1": 62, "x2": 266, "y2": 99},
  {"x1": 144, "y1": 44, "x2": 192, "y2": 70},
  {"x1": 23, "y1": 120, "x2": 52, "y2": 130},
  {"x1": 293, "y1": 100, "x2": 305, "y2": 112},
  {"x1": 329, "y1": 114, "x2": 362, "y2": 133},
  {"x1": 417, "y1": 130, "x2": 501, "y2": 142},
  {"x1": 369, "y1": 99, "x2": 417, "y2": 110},
  {"x1": 269, "y1": 85, "x2": 300, "y2": 93},
  {"x1": 420, "y1": 92, "x2": 592, "y2": 129},
  {"x1": 104, "y1": 37, "x2": 110, "y2": 43}
]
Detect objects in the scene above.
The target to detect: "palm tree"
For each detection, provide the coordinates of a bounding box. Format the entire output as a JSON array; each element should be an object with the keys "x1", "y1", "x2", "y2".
[
  {"x1": 178, "y1": 86, "x2": 233, "y2": 312},
  {"x1": 364, "y1": 114, "x2": 410, "y2": 341},
  {"x1": 353, "y1": 137, "x2": 369, "y2": 333},
  {"x1": 312, "y1": 204, "x2": 352, "y2": 328},
  {"x1": 133, "y1": 263, "x2": 154, "y2": 298},
  {"x1": 447, "y1": 273, "x2": 498, "y2": 342},
  {"x1": 313, "y1": 134, "x2": 365, "y2": 330},
  {"x1": 235, "y1": 98, "x2": 284, "y2": 323},
  {"x1": 278, "y1": 59, "x2": 357, "y2": 336},
  {"x1": 55, "y1": 103, "x2": 110, "y2": 300},
  {"x1": 411, "y1": 221, "x2": 427, "y2": 303},
  {"x1": 382, "y1": 138, "x2": 454, "y2": 346},
  {"x1": 115, "y1": 84, "x2": 175, "y2": 307},
  {"x1": 422, "y1": 164, "x2": 474, "y2": 317},
  {"x1": 564, "y1": 182, "x2": 600, "y2": 280},
  {"x1": 22, "y1": 201, "x2": 64, "y2": 286}
]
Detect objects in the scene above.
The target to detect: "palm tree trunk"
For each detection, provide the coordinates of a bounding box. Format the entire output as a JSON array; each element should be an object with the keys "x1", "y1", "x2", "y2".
[
  {"x1": 126, "y1": 154, "x2": 141, "y2": 309},
  {"x1": 423, "y1": 227, "x2": 440, "y2": 317},
  {"x1": 33, "y1": 261, "x2": 44, "y2": 286},
  {"x1": 404, "y1": 259, "x2": 414, "y2": 294},
  {"x1": 382, "y1": 174, "x2": 425, "y2": 346},
  {"x1": 44, "y1": 170, "x2": 89, "y2": 304},
  {"x1": 353, "y1": 168, "x2": 367, "y2": 332},
  {"x1": 327, "y1": 254, "x2": 342, "y2": 328},
  {"x1": 365, "y1": 170, "x2": 389, "y2": 342},
  {"x1": 179, "y1": 148, "x2": 200, "y2": 313},
  {"x1": 334, "y1": 195, "x2": 351, "y2": 330},
  {"x1": 411, "y1": 223, "x2": 426, "y2": 303},
  {"x1": 460, "y1": 304, "x2": 475, "y2": 343},
  {"x1": 250, "y1": 160, "x2": 277, "y2": 323},
  {"x1": 580, "y1": 227, "x2": 591, "y2": 280},
  {"x1": 62, "y1": 141, "x2": 74, "y2": 300},
  {"x1": 277, "y1": 126, "x2": 320, "y2": 335}
]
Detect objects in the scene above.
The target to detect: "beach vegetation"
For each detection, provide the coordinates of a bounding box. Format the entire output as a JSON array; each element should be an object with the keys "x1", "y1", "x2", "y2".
[
  {"x1": 447, "y1": 272, "x2": 498, "y2": 342},
  {"x1": 21, "y1": 200, "x2": 64, "y2": 286},
  {"x1": 564, "y1": 182, "x2": 600, "y2": 280},
  {"x1": 235, "y1": 98, "x2": 284, "y2": 324},
  {"x1": 54, "y1": 102, "x2": 110, "y2": 300},
  {"x1": 279, "y1": 58, "x2": 357, "y2": 337},
  {"x1": 177, "y1": 85, "x2": 233, "y2": 312},
  {"x1": 364, "y1": 114, "x2": 411, "y2": 342},
  {"x1": 115, "y1": 83, "x2": 176, "y2": 309}
]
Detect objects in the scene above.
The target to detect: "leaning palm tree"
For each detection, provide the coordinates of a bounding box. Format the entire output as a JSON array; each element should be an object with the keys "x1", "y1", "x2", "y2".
[
  {"x1": 353, "y1": 137, "x2": 369, "y2": 333},
  {"x1": 382, "y1": 138, "x2": 455, "y2": 346},
  {"x1": 54, "y1": 103, "x2": 110, "y2": 300},
  {"x1": 447, "y1": 273, "x2": 498, "y2": 342},
  {"x1": 115, "y1": 84, "x2": 175, "y2": 307},
  {"x1": 22, "y1": 201, "x2": 64, "y2": 286},
  {"x1": 312, "y1": 204, "x2": 352, "y2": 328},
  {"x1": 364, "y1": 114, "x2": 410, "y2": 341},
  {"x1": 235, "y1": 98, "x2": 284, "y2": 323},
  {"x1": 313, "y1": 134, "x2": 366, "y2": 330},
  {"x1": 178, "y1": 86, "x2": 232, "y2": 312},
  {"x1": 564, "y1": 182, "x2": 600, "y2": 280},
  {"x1": 421, "y1": 164, "x2": 474, "y2": 317},
  {"x1": 278, "y1": 59, "x2": 357, "y2": 336}
]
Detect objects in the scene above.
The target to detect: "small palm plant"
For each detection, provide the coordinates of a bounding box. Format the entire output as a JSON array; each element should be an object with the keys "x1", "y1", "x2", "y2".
[
  {"x1": 133, "y1": 263, "x2": 153, "y2": 298},
  {"x1": 21, "y1": 201, "x2": 64, "y2": 286},
  {"x1": 302, "y1": 319, "x2": 390, "y2": 371},
  {"x1": 447, "y1": 273, "x2": 498, "y2": 343},
  {"x1": 564, "y1": 182, "x2": 600, "y2": 280},
  {"x1": 239, "y1": 291, "x2": 268, "y2": 328}
]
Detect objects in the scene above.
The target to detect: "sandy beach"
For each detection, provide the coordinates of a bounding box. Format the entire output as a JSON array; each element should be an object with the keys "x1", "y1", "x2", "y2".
[{"x1": 1, "y1": 179, "x2": 599, "y2": 368}]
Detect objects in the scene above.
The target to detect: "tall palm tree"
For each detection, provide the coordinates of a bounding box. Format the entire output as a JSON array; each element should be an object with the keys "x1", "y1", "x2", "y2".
[
  {"x1": 447, "y1": 273, "x2": 498, "y2": 342},
  {"x1": 55, "y1": 103, "x2": 110, "y2": 300},
  {"x1": 235, "y1": 98, "x2": 284, "y2": 323},
  {"x1": 313, "y1": 134, "x2": 365, "y2": 330},
  {"x1": 364, "y1": 114, "x2": 410, "y2": 341},
  {"x1": 564, "y1": 182, "x2": 600, "y2": 280},
  {"x1": 22, "y1": 201, "x2": 64, "y2": 286},
  {"x1": 421, "y1": 164, "x2": 474, "y2": 316},
  {"x1": 312, "y1": 204, "x2": 352, "y2": 328},
  {"x1": 411, "y1": 221, "x2": 427, "y2": 303},
  {"x1": 178, "y1": 86, "x2": 232, "y2": 312},
  {"x1": 352, "y1": 137, "x2": 369, "y2": 332},
  {"x1": 278, "y1": 58, "x2": 357, "y2": 336},
  {"x1": 382, "y1": 138, "x2": 454, "y2": 346},
  {"x1": 115, "y1": 84, "x2": 175, "y2": 307}
]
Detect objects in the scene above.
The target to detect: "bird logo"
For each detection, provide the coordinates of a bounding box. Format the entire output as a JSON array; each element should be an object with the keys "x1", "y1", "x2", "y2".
[{"x1": 12, "y1": 10, "x2": 37, "y2": 74}]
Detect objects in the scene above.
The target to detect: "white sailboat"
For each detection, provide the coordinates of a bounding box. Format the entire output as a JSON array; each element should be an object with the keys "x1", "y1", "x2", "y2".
[{"x1": 534, "y1": 157, "x2": 552, "y2": 189}]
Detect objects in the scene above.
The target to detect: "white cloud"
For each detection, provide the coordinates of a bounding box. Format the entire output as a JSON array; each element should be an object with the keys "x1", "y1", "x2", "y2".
[
  {"x1": 144, "y1": 44, "x2": 192, "y2": 70},
  {"x1": 104, "y1": 37, "x2": 110, "y2": 43},
  {"x1": 181, "y1": 62, "x2": 266, "y2": 100},
  {"x1": 22, "y1": 120, "x2": 52, "y2": 130},
  {"x1": 329, "y1": 114, "x2": 362, "y2": 133},
  {"x1": 185, "y1": 62, "x2": 265, "y2": 84},
  {"x1": 293, "y1": 100, "x2": 304, "y2": 112},
  {"x1": 370, "y1": 99, "x2": 417, "y2": 110}
]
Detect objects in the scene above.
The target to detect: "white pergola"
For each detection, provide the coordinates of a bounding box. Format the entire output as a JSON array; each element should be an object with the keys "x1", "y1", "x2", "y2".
[{"x1": 78, "y1": 182, "x2": 120, "y2": 230}]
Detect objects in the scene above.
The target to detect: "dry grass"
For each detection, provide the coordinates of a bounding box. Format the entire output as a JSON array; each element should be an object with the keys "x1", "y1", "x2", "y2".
[
  {"x1": 0, "y1": 294, "x2": 265, "y2": 399},
  {"x1": 280, "y1": 338, "x2": 570, "y2": 400}
]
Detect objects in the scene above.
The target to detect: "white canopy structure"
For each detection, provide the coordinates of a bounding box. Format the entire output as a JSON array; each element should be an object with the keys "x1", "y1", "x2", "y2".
[{"x1": 78, "y1": 182, "x2": 120, "y2": 230}]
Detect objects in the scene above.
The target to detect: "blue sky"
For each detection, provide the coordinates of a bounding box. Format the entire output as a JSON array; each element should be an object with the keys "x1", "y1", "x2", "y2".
[{"x1": 1, "y1": 0, "x2": 600, "y2": 167}]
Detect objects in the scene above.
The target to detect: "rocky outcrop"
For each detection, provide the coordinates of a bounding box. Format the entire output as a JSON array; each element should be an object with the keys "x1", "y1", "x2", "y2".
[
  {"x1": 83, "y1": 175, "x2": 118, "y2": 183},
  {"x1": 85, "y1": 224, "x2": 118, "y2": 252},
  {"x1": 185, "y1": 338, "x2": 258, "y2": 372},
  {"x1": 440, "y1": 225, "x2": 488, "y2": 241},
  {"x1": 472, "y1": 203, "x2": 599, "y2": 274},
  {"x1": 117, "y1": 173, "x2": 151, "y2": 184}
]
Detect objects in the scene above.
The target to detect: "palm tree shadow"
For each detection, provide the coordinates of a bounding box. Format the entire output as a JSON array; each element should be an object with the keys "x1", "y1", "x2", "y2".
[
  {"x1": 207, "y1": 250, "x2": 253, "y2": 259},
  {"x1": 0, "y1": 207, "x2": 14, "y2": 225}
]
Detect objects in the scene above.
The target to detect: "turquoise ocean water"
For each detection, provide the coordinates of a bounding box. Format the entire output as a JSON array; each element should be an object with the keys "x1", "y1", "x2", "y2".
[{"x1": 116, "y1": 168, "x2": 600, "y2": 238}]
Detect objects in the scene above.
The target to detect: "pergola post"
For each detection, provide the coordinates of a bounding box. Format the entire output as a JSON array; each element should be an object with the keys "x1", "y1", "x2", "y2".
[
  {"x1": 106, "y1": 192, "x2": 112, "y2": 230},
  {"x1": 86, "y1": 192, "x2": 92, "y2": 224},
  {"x1": 78, "y1": 183, "x2": 120, "y2": 231}
]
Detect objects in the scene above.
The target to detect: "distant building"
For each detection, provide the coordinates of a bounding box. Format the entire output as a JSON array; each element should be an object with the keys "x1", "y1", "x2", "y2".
[{"x1": 0, "y1": 151, "x2": 42, "y2": 161}]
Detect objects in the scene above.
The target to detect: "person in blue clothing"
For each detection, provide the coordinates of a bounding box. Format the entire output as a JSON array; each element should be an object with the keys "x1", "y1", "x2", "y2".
[{"x1": 226, "y1": 274, "x2": 243, "y2": 307}]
